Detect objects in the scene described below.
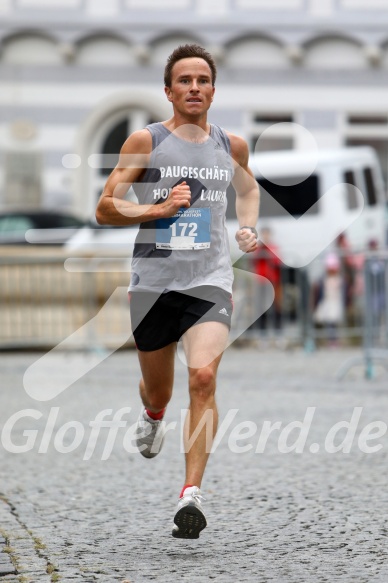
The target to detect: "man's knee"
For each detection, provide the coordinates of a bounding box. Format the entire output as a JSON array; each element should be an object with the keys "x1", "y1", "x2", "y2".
[
  {"x1": 143, "y1": 392, "x2": 171, "y2": 412},
  {"x1": 189, "y1": 366, "x2": 217, "y2": 401},
  {"x1": 140, "y1": 379, "x2": 172, "y2": 411}
]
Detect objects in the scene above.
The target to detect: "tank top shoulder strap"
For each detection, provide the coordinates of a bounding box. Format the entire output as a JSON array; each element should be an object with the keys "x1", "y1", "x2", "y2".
[
  {"x1": 210, "y1": 124, "x2": 231, "y2": 155},
  {"x1": 145, "y1": 122, "x2": 171, "y2": 151}
]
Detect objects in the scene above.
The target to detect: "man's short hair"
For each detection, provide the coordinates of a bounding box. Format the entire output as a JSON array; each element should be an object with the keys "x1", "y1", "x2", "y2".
[{"x1": 164, "y1": 44, "x2": 217, "y2": 88}]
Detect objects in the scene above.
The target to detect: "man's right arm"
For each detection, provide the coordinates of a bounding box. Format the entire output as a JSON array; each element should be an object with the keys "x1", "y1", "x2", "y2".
[{"x1": 95, "y1": 129, "x2": 191, "y2": 226}]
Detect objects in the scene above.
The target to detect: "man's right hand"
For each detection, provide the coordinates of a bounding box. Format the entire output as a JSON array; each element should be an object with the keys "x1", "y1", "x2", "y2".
[{"x1": 159, "y1": 181, "x2": 191, "y2": 217}]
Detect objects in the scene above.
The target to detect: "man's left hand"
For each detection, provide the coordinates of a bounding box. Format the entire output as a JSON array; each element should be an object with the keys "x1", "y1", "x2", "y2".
[{"x1": 235, "y1": 228, "x2": 259, "y2": 253}]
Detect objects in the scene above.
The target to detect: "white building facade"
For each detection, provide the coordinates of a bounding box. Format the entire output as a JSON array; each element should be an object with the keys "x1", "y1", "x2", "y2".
[{"x1": 1, "y1": 0, "x2": 388, "y2": 218}]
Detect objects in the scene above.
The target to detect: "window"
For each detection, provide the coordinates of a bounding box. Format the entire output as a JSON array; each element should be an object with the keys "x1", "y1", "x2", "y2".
[
  {"x1": 346, "y1": 138, "x2": 388, "y2": 188},
  {"x1": 348, "y1": 115, "x2": 388, "y2": 125},
  {"x1": 2, "y1": 34, "x2": 61, "y2": 65},
  {"x1": 363, "y1": 167, "x2": 377, "y2": 206},
  {"x1": 91, "y1": 110, "x2": 159, "y2": 215},
  {"x1": 344, "y1": 170, "x2": 359, "y2": 209},
  {"x1": 258, "y1": 175, "x2": 319, "y2": 218},
  {"x1": 34, "y1": 214, "x2": 85, "y2": 228},
  {"x1": 253, "y1": 114, "x2": 293, "y2": 124},
  {"x1": 304, "y1": 37, "x2": 365, "y2": 69},
  {"x1": 100, "y1": 119, "x2": 129, "y2": 177},
  {"x1": 4, "y1": 151, "x2": 42, "y2": 207},
  {"x1": 98, "y1": 115, "x2": 159, "y2": 178},
  {"x1": 248, "y1": 113, "x2": 294, "y2": 153},
  {"x1": 76, "y1": 36, "x2": 135, "y2": 66},
  {"x1": 225, "y1": 175, "x2": 319, "y2": 220},
  {"x1": 150, "y1": 36, "x2": 199, "y2": 65},
  {"x1": 226, "y1": 38, "x2": 288, "y2": 69},
  {"x1": 252, "y1": 137, "x2": 293, "y2": 153},
  {"x1": 0, "y1": 216, "x2": 34, "y2": 233},
  {"x1": 345, "y1": 115, "x2": 388, "y2": 188}
]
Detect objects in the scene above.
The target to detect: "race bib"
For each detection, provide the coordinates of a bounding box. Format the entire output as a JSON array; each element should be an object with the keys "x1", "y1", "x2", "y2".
[{"x1": 155, "y1": 207, "x2": 211, "y2": 250}]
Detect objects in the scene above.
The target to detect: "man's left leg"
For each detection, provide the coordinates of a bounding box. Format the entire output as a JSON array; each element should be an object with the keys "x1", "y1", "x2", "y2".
[
  {"x1": 183, "y1": 321, "x2": 229, "y2": 486},
  {"x1": 172, "y1": 321, "x2": 229, "y2": 538}
]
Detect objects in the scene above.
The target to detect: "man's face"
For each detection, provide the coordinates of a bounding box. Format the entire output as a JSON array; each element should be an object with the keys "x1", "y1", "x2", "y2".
[{"x1": 165, "y1": 57, "x2": 215, "y2": 117}]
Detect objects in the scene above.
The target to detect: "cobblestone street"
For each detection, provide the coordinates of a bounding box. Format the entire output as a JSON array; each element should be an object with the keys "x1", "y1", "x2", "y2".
[{"x1": 1, "y1": 346, "x2": 388, "y2": 582}]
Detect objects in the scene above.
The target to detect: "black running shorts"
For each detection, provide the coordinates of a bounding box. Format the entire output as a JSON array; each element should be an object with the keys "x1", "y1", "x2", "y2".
[{"x1": 129, "y1": 285, "x2": 233, "y2": 352}]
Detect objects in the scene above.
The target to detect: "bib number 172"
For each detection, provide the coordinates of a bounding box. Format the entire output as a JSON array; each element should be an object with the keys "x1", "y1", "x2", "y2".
[{"x1": 170, "y1": 222, "x2": 198, "y2": 238}]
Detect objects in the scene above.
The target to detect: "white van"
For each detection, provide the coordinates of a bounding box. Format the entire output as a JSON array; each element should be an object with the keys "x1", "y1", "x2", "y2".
[{"x1": 226, "y1": 146, "x2": 387, "y2": 268}]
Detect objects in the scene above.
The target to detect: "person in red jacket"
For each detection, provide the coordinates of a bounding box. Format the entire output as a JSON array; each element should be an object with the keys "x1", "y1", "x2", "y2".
[{"x1": 252, "y1": 227, "x2": 282, "y2": 332}]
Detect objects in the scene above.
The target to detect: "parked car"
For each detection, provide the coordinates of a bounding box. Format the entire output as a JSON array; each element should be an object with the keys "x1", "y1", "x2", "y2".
[{"x1": 0, "y1": 210, "x2": 87, "y2": 245}]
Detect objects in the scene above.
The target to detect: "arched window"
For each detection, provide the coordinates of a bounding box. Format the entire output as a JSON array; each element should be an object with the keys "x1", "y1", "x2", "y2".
[
  {"x1": 149, "y1": 35, "x2": 201, "y2": 66},
  {"x1": 2, "y1": 33, "x2": 61, "y2": 65},
  {"x1": 100, "y1": 119, "x2": 129, "y2": 177},
  {"x1": 76, "y1": 35, "x2": 135, "y2": 66},
  {"x1": 91, "y1": 110, "x2": 159, "y2": 212},
  {"x1": 226, "y1": 37, "x2": 287, "y2": 68},
  {"x1": 304, "y1": 36, "x2": 365, "y2": 69}
]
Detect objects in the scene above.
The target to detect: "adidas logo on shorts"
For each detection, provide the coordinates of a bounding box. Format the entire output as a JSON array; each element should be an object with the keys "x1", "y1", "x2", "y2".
[{"x1": 219, "y1": 307, "x2": 229, "y2": 316}]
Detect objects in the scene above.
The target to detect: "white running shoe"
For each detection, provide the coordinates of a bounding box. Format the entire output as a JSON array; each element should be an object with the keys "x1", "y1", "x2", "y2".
[
  {"x1": 172, "y1": 486, "x2": 207, "y2": 539},
  {"x1": 134, "y1": 408, "x2": 166, "y2": 458}
]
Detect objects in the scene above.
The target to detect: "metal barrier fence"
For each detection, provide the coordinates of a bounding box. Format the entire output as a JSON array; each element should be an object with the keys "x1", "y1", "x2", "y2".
[
  {"x1": 0, "y1": 251, "x2": 132, "y2": 350},
  {"x1": 233, "y1": 249, "x2": 367, "y2": 350},
  {"x1": 1, "y1": 248, "x2": 387, "y2": 363},
  {"x1": 233, "y1": 246, "x2": 387, "y2": 371},
  {"x1": 337, "y1": 252, "x2": 388, "y2": 379}
]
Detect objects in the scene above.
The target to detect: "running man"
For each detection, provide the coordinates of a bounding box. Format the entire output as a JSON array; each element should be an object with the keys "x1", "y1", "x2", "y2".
[{"x1": 96, "y1": 44, "x2": 260, "y2": 539}]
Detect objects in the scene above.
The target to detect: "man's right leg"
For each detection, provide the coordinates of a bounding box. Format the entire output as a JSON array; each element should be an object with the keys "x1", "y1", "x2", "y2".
[
  {"x1": 130, "y1": 289, "x2": 177, "y2": 411},
  {"x1": 134, "y1": 343, "x2": 176, "y2": 458},
  {"x1": 137, "y1": 342, "x2": 176, "y2": 413}
]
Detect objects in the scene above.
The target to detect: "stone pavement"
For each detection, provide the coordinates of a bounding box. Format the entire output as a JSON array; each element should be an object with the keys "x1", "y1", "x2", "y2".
[{"x1": 0, "y1": 346, "x2": 388, "y2": 583}]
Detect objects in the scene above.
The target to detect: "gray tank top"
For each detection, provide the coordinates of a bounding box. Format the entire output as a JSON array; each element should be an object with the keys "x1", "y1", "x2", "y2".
[{"x1": 129, "y1": 122, "x2": 234, "y2": 293}]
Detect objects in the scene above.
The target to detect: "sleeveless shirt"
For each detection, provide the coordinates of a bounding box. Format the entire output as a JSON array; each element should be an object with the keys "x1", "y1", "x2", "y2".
[{"x1": 129, "y1": 122, "x2": 234, "y2": 293}]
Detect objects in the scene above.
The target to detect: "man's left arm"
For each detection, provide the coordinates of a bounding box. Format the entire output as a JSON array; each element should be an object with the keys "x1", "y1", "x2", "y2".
[{"x1": 229, "y1": 133, "x2": 260, "y2": 253}]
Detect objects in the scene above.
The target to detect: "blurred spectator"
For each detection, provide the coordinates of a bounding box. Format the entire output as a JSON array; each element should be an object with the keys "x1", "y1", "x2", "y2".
[
  {"x1": 252, "y1": 227, "x2": 282, "y2": 332},
  {"x1": 313, "y1": 252, "x2": 344, "y2": 346},
  {"x1": 335, "y1": 233, "x2": 356, "y2": 321}
]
